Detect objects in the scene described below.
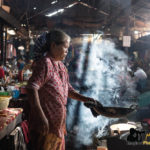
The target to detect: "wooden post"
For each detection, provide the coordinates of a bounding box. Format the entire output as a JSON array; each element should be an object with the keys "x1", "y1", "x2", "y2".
[
  {"x1": 0, "y1": 0, "x2": 3, "y2": 7},
  {"x1": 0, "y1": 22, "x2": 4, "y2": 62},
  {"x1": 4, "y1": 27, "x2": 7, "y2": 65}
]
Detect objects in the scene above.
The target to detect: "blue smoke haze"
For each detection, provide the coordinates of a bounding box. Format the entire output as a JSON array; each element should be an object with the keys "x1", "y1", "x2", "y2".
[{"x1": 66, "y1": 37, "x2": 138, "y2": 146}]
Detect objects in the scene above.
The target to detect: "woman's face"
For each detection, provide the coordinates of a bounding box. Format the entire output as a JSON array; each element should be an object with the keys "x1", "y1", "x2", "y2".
[{"x1": 50, "y1": 39, "x2": 70, "y2": 61}]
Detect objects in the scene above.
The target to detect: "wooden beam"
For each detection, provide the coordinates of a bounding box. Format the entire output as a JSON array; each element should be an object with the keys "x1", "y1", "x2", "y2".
[
  {"x1": 27, "y1": 0, "x2": 76, "y2": 20},
  {"x1": 62, "y1": 18, "x2": 102, "y2": 28},
  {"x1": 0, "y1": 22, "x2": 4, "y2": 61},
  {"x1": 79, "y1": 2, "x2": 109, "y2": 16},
  {"x1": 0, "y1": 7, "x2": 28, "y2": 38},
  {"x1": 103, "y1": 0, "x2": 141, "y2": 30}
]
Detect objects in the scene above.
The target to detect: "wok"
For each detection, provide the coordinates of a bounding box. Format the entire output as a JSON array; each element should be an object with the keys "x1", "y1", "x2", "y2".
[{"x1": 84, "y1": 101, "x2": 138, "y2": 118}]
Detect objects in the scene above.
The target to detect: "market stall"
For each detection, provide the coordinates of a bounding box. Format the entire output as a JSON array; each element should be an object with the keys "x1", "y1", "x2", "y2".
[{"x1": 0, "y1": 108, "x2": 23, "y2": 140}]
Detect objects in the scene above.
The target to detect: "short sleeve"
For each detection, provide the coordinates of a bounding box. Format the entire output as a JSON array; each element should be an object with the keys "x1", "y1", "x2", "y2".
[
  {"x1": 64, "y1": 65, "x2": 76, "y2": 93},
  {"x1": 68, "y1": 82, "x2": 76, "y2": 93},
  {"x1": 59, "y1": 61, "x2": 76, "y2": 93},
  {"x1": 27, "y1": 58, "x2": 50, "y2": 90}
]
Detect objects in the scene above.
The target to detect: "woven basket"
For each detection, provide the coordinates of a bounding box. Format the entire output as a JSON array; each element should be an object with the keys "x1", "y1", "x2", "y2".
[{"x1": 0, "y1": 96, "x2": 12, "y2": 110}]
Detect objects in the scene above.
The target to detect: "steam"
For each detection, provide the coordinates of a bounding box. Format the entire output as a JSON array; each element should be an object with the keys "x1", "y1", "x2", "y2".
[{"x1": 66, "y1": 37, "x2": 138, "y2": 147}]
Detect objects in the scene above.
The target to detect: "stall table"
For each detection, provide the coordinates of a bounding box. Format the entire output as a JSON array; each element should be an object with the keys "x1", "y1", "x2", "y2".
[{"x1": 0, "y1": 108, "x2": 23, "y2": 140}]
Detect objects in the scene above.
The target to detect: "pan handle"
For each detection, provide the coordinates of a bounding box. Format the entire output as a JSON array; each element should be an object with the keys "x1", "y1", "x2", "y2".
[{"x1": 129, "y1": 104, "x2": 138, "y2": 110}]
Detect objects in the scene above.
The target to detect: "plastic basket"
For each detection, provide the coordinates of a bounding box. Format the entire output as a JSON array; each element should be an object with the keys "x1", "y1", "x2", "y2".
[
  {"x1": 0, "y1": 96, "x2": 12, "y2": 110},
  {"x1": 0, "y1": 92, "x2": 11, "y2": 96}
]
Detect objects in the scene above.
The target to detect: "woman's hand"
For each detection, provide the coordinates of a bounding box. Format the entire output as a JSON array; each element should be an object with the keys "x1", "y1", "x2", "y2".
[
  {"x1": 84, "y1": 98, "x2": 103, "y2": 108},
  {"x1": 33, "y1": 115, "x2": 49, "y2": 136},
  {"x1": 28, "y1": 87, "x2": 49, "y2": 136},
  {"x1": 84, "y1": 98, "x2": 104, "y2": 117},
  {"x1": 84, "y1": 97, "x2": 96, "y2": 104},
  {"x1": 84, "y1": 98, "x2": 104, "y2": 111},
  {"x1": 39, "y1": 116, "x2": 49, "y2": 135},
  {"x1": 30, "y1": 107, "x2": 49, "y2": 136},
  {"x1": 94, "y1": 100, "x2": 104, "y2": 109}
]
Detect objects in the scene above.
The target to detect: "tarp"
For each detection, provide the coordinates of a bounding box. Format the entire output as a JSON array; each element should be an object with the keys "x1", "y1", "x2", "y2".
[{"x1": 138, "y1": 91, "x2": 150, "y2": 107}]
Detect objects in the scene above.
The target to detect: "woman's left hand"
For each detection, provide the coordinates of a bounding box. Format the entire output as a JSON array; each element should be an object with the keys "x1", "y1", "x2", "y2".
[
  {"x1": 85, "y1": 97, "x2": 96, "y2": 104},
  {"x1": 84, "y1": 97, "x2": 104, "y2": 109}
]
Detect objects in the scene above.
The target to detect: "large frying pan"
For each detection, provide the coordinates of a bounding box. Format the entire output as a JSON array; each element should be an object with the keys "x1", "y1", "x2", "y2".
[{"x1": 84, "y1": 101, "x2": 137, "y2": 118}]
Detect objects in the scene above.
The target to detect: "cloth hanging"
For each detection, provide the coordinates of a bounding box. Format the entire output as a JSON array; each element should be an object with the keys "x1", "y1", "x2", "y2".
[
  {"x1": 21, "y1": 120, "x2": 29, "y2": 144},
  {"x1": 9, "y1": 126, "x2": 27, "y2": 150}
]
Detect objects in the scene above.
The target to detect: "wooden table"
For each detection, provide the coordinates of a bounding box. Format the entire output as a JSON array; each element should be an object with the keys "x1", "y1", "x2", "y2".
[{"x1": 0, "y1": 108, "x2": 23, "y2": 140}]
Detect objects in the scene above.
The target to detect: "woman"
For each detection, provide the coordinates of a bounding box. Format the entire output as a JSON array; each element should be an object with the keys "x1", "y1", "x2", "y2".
[
  {"x1": 0, "y1": 61, "x2": 5, "y2": 82},
  {"x1": 17, "y1": 58, "x2": 25, "y2": 81},
  {"x1": 27, "y1": 29, "x2": 102, "y2": 150}
]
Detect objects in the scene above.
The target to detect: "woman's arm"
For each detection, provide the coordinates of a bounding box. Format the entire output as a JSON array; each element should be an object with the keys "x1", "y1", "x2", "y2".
[
  {"x1": 68, "y1": 89, "x2": 95, "y2": 103},
  {"x1": 27, "y1": 87, "x2": 49, "y2": 135},
  {"x1": 68, "y1": 83, "x2": 104, "y2": 110}
]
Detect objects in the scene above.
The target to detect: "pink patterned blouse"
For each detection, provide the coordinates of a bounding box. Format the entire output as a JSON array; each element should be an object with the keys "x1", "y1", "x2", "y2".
[{"x1": 27, "y1": 56, "x2": 75, "y2": 138}]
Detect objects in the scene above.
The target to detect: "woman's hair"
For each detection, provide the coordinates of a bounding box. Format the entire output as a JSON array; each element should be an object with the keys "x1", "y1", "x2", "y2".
[{"x1": 33, "y1": 29, "x2": 70, "y2": 60}]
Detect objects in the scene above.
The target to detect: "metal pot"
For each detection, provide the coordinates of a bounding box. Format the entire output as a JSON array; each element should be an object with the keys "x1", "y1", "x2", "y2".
[
  {"x1": 84, "y1": 101, "x2": 138, "y2": 118},
  {"x1": 109, "y1": 123, "x2": 137, "y2": 136},
  {"x1": 98, "y1": 105, "x2": 137, "y2": 118}
]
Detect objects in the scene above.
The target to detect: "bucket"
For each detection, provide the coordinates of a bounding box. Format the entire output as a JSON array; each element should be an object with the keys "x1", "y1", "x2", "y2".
[
  {"x1": 97, "y1": 146, "x2": 108, "y2": 150},
  {"x1": 12, "y1": 90, "x2": 20, "y2": 99},
  {"x1": 20, "y1": 87, "x2": 27, "y2": 94}
]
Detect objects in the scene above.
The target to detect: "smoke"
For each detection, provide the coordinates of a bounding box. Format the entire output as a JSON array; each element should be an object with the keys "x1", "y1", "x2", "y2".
[
  {"x1": 66, "y1": 37, "x2": 138, "y2": 147},
  {"x1": 76, "y1": 36, "x2": 89, "y2": 79}
]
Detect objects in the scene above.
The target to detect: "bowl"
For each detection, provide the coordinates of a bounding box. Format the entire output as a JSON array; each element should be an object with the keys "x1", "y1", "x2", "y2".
[{"x1": 0, "y1": 96, "x2": 12, "y2": 110}]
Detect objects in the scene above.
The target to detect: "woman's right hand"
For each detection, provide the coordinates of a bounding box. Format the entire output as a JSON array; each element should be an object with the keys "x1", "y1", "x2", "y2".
[
  {"x1": 37, "y1": 116, "x2": 49, "y2": 136},
  {"x1": 30, "y1": 112, "x2": 49, "y2": 136},
  {"x1": 28, "y1": 88, "x2": 49, "y2": 136}
]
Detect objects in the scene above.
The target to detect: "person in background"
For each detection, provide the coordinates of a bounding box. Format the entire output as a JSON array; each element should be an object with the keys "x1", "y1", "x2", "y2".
[
  {"x1": 134, "y1": 67, "x2": 147, "y2": 93},
  {"x1": 23, "y1": 59, "x2": 33, "y2": 72},
  {"x1": 127, "y1": 128, "x2": 138, "y2": 142},
  {"x1": 5, "y1": 65, "x2": 13, "y2": 83},
  {"x1": 0, "y1": 61, "x2": 6, "y2": 82},
  {"x1": 27, "y1": 29, "x2": 103, "y2": 150},
  {"x1": 17, "y1": 58, "x2": 25, "y2": 82},
  {"x1": 22, "y1": 59, "x2": 33, "y2": 81}
]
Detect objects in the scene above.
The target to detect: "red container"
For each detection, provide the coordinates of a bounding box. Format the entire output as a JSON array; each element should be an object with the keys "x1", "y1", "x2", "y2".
[{"x1": 20, "y1": 87, "x2": 27, "y2": 94}]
